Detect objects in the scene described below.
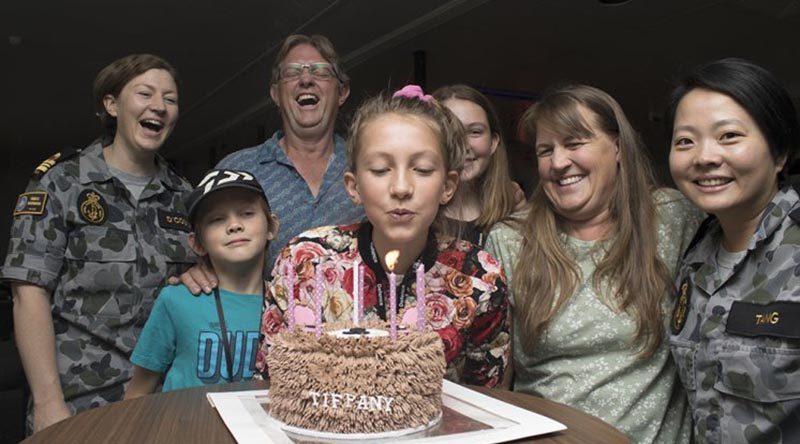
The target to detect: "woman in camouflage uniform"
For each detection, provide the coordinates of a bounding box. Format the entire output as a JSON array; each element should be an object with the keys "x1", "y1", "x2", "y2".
[
  {"x1": 667, "y1": 58, "x2": 800, "y2": 444},
  {"x1": 1, "y1": 54, "x2": 193, "y2": 434}
]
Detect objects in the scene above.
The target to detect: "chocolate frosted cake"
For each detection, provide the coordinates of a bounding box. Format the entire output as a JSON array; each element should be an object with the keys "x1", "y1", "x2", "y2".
[{"x1": 267, "y1": 320, "x2": 445, "y2": 435}]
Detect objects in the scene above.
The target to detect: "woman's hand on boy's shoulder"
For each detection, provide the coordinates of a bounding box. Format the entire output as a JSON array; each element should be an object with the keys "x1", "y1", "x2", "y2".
[{"x1": 167, "y1": 263, "x2": 218, "y2": 295}]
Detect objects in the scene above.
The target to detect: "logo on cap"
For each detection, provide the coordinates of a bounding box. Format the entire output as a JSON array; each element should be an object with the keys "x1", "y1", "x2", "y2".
[{"x1": 198, "y1": 170, "x2": 255, "y2": 195}]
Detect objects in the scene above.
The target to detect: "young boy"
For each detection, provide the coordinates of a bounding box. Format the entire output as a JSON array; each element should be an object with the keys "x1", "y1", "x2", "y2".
[{"x1": 126, "y1": 169, "x2": 278, "y2": 397}]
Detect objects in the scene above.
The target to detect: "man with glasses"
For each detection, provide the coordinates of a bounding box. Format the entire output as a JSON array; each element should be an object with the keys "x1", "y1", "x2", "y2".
[{"x1": 182, "y1": 35, "x2": 364, "y2": 293}]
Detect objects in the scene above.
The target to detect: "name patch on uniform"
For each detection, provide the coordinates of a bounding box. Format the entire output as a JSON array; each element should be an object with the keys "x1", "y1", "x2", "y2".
[
  {"x1": 671, "y1": 278, "x2": 691, "y2": 334},
  {"x1": 78, "y1": 190, "x2": 107, "y2": 225},
  {"x1": 13, "y1": 191, "x2": 48, "y2": 217},
  {"x1": 158, "y1": 210, "x2": 191, "y2": 232},
  {"x1": 727, "y1": 300, "x2": 800, "y2": 339}
]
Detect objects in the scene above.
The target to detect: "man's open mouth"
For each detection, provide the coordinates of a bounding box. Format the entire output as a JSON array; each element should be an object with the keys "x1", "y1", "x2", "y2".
[{"x1": 296, "y1": 94, "x2": 319, "y2": 106}]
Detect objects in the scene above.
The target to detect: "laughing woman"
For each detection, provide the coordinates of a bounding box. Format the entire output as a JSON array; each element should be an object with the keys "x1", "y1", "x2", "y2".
[
  {"x1": 485, "y1": 84, "x2": 704, "y2": 443},
  {"x1": 667, "y1": 58, "x2": 800, "y2": 444},
  {"x1": 1, "y1": 54, "x2": 194, "y2": 434}
]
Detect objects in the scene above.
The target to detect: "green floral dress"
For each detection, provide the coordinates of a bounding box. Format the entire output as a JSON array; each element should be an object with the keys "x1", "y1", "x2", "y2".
[{"x1": 485, "y1": 188, "x2": 704, "y2": 444}]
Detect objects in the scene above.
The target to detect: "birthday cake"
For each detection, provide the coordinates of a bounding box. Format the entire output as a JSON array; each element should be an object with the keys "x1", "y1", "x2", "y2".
[{"x1": 266, "y1": 319, "x2": 446, "y2": 436}]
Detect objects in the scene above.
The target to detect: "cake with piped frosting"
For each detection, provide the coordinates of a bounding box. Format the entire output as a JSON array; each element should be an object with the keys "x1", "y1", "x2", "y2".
[{"x1": 266, "y1": 320, "x2": 445, "y2": 435}]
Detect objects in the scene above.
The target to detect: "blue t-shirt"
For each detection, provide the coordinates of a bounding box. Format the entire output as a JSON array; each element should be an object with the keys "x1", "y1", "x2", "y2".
[{"x1": 131, "y1": 285, "x2": 262, "y2": 391}]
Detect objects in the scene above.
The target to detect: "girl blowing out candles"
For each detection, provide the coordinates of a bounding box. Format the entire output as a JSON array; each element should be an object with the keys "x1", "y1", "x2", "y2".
[{"x1": 256, "y1": 85, "x2": 511, "y2": 388}]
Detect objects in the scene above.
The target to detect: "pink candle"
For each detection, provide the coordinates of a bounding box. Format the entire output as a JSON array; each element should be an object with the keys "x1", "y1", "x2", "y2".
[
  {"x1": 358, "y1": 264, "x2": 364, "y2": 323},
  {"x1": 352, "y1": 260, "x2": 360, "y2": 325},
  {"x1": 389, "y1": 271, "x2": 397, "y2": 340},
  {"x1": 314, "y1": 264, "x2": 323, "y2": 339},
  {"x1": 416, "y1": 263, "x2": 425, "y2": 331},
  {"x1": 384, "y1": 250, "x2": 400, "y2": 340},
  {"x1": 286, "y1": 263, "x2": 296, "y2": 331}
]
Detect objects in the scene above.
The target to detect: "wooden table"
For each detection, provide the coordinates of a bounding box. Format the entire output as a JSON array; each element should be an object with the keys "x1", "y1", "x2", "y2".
[{"x1": 23, "y1": 381, "x2": 629, "y2": 443}]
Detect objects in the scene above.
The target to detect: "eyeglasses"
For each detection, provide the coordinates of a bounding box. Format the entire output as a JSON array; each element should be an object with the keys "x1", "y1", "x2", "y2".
[{"x1": 279, "y1": 63, "x2": 338, "y2": 82}]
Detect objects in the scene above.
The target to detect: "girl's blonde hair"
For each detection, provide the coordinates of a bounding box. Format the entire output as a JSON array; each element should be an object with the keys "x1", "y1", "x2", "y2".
[
  {"x1": 515, "y1": 84, "x2": 670, "y2": 358},
  {"x1": 346, "y1": 90, "x2": 467, "y2": 236},
  {"x1": 346, "y1": 92, "x2": 466, "y2": 173},
  {"x1": 432, "y1": 85, "x2": 519, "y2": 233}
]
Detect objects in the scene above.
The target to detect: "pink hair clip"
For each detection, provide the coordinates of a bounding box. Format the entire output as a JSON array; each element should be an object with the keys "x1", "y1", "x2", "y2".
[{"x1": 393, "y1": 84, "x2": 433, "y2": 102}]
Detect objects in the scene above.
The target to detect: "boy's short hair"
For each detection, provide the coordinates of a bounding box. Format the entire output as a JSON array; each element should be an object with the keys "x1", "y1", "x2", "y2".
[{"x1": 185, "y1": 169, "x2": 270, "y2": 228}]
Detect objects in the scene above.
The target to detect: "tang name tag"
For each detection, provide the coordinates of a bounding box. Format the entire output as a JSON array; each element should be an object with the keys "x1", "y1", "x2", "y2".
[
  {"x1": 13, "y1": 191, "x2": 48, "y2": 216},
  {"x1": 727, "y1": 300, "x2": 800, "y2": 339},
  {"x1": 158, "y1": 210, "x2": 191, "y2": 232}
]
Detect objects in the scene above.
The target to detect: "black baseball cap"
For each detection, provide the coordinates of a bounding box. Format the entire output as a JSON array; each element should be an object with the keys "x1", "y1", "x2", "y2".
[{"x1": 185, "y1": 169, "x2": 269, "y2": 227}]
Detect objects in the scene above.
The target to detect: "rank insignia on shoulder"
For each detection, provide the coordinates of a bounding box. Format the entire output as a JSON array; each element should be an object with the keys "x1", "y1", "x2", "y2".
[
  {"x1": 13, "y1": 191, "x2": 48, "y2": 217},
  {"x1": 671, "y1": 278, "x2": 691, "y2": 334},
  {"x1": 32, "y1": 148, "x2": 80, "y2": 179},
  {"x1": 158, "y1": 210, "x2": 191, "y2": 232},
  {"x1": 78, "y1": 190, "x2": 107, "y2": 225}
]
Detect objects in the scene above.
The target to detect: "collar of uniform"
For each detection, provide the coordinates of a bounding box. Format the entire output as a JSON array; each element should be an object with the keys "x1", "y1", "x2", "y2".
[
  {"x1": 685, "y1": 186, "x2": 799, "y2": 267},
  {"x1": 754, "y1": 185, "x2": 800, "y2": 247},
  {"x1": 684, "y1": 186, "x2": 800, "y2": 298},
  {"x1": 78, "y1": 142, "x2": 114, "y2": 185},
  {"x1": 78, "y1": 142, "x2": 183, "y2": 191},
  {"x1": 151, "y1": 154, "x2": 187, "y2": 191}
]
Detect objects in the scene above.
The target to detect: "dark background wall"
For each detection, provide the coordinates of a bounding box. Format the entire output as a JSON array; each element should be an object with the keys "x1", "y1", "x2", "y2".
[
  {"x1": 2, "y1": 1, "x2": 799, "y2": 440},
  {"x1": 3, "y1": 0, "x2": 800, "y2": 261}
]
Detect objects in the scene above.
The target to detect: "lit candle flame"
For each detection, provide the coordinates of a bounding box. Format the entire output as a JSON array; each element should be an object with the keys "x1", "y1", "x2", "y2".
[{"x1": 385, "y1": 250, "x2": 400, "y2": 272}]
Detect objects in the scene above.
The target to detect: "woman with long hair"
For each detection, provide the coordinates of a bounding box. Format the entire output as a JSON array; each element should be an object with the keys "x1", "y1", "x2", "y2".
[
  {"x1": 433, "y1": 85, "x2": 523, "y2": 246},
  {"x1": 486, "y1": 84, "x2": 703, "y2": 443}
]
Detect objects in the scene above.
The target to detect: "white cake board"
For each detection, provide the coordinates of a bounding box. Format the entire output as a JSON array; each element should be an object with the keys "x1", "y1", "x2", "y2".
[
  {"x1": 278, "y1": 412, "x2": 441, "y2": 441},
  {"x1": 208, "y1": 380, "x2": 566, "y2": 444}
]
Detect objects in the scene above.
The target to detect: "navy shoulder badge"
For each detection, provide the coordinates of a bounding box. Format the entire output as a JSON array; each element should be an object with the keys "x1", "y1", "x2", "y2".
[{"x1": 32, "y1": 148, "x2": 80, "y2": 179}]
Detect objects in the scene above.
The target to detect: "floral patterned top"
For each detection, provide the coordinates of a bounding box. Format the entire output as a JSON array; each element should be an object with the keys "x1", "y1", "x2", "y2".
[{"x1": 256, "y1": 221, "x2": 510, "y2": 387}]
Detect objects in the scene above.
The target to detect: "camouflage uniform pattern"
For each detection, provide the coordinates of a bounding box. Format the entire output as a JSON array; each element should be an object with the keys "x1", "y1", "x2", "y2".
[
  {"x1": 670, "y1": 186, "x2": 800, "y2": 444},
  {"x1": 1, "y1": 142, "x2": 194, "y2": 417}
]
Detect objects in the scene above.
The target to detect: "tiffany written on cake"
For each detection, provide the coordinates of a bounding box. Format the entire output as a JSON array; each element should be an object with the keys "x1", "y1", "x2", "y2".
[{"x1": 307, "y1": 390, "x2": 396, "y2": 412}]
